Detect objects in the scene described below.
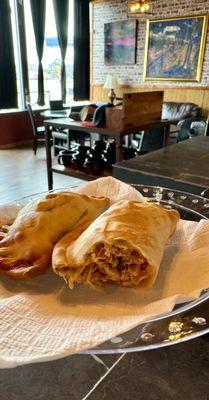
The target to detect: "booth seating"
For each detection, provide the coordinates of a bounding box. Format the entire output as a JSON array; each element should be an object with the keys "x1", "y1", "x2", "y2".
[{"x1": 162, "y1": 101, "x2": 200, "y2": 122}]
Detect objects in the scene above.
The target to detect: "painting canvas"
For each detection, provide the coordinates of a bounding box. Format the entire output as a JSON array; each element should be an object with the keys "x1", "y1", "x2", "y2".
[
  {"x1": 104, "y1": 20, "x2": 137, "y2": 65},
  {"x1": 144, "y1": 15, "x2": 208, "y2": 81}
]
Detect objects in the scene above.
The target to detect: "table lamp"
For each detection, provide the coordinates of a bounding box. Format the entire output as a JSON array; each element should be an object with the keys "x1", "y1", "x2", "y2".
[{"x1": 103, "y1": 74, "x2": 119, "y2": 105}]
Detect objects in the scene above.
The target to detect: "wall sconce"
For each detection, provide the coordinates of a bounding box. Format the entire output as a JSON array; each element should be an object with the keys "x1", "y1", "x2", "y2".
[{"x1": 127, "y1": 0, "x2": 153, "y2": 17}]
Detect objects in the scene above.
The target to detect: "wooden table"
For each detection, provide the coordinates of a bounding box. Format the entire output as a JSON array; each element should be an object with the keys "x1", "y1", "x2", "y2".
[
  {"x1": 113, "y1": 135, "x2": 209, "y2": 195},
  {"x1": 44, "y1": 117, "x2": 173, "y2": 190},
  {"x1": 40, "y1": 109, "x2": 71, "y2": 118},
  {"x1": 40, "y1": 101, "x2": 94, "y2": 119}
]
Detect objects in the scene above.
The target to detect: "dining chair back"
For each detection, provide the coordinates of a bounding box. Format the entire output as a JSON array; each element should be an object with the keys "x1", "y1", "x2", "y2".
[
  {"x1": 132, "y1": 125, "x2": 165, "y2": 153},
  {"x1": 27, "y1": 103, "x2": 45, "y2": 155}
]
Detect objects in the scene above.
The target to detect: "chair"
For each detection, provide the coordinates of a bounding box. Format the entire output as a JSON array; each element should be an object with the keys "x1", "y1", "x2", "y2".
[
  {"x1": 131, "y1": 126, "x2": 165, "y2": 154},
  {"x1": 189, "y1": 114, "x2": 209, "y2": 138},
  {"x1": 28, "y1": 103, "x2": 71, "y2": 156},
  {"x1": 27, "y1": 103, "x2": 46, "y2": 155},
  {"x1": 52, "y1": 106, "x2": 89, "y2": 155},
  {"x1": 162, "y1": 102, "x2": 200, "y2": 142},
  {"x1": 52, "y1": 130, "x2": 70, "y2": 156}
]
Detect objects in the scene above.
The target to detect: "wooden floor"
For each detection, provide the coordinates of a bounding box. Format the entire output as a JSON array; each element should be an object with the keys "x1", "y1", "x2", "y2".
[{"x1": 0, "y1": 145, "x2": 85, "y2": 205}]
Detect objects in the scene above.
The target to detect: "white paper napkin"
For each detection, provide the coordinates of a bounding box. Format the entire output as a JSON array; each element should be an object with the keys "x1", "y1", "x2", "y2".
[
  {"x1": 73, "y1": 176, "x2": 145, "y2": 204},
  {"x1": 0, "y1": 179, "x2": 209, "y2": 368},
  {"x1": 0, "y1": 204, "x2": 22, "y2": 226}
]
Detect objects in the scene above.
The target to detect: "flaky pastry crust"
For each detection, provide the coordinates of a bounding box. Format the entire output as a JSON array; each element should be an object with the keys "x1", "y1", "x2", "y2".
[
  {"x1": 0, "y1": 192, "x2": 109, "y2": 279},
  {"x1": 53, "y1": 201, "x2": 180, "y2": 289}
]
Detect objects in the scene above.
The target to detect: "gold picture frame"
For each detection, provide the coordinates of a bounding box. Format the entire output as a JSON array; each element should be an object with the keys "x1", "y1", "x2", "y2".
[{"x1": 143, "y1": 15, "x2": 208, "y2": 82}]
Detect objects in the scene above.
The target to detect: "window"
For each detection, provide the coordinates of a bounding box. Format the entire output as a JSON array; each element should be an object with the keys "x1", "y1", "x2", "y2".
[
  {"x1": 1, "y1": 0, "x2": 89, "y2": 111},
  {"x1": 0, "y1": 0, "x2": 74, "y2": 111},
  {"x1": 24, "y1": 0, "x2": 74, "y2": 108},
  {"x1": 0, "y1": 0, "x2": 23, "y2": 111}
]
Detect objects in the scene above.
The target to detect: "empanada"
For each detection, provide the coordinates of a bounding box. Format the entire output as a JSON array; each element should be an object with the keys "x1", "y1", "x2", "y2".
[
  {"x1": 0, "y1": 192, "x2": 109, "y2": 279},
  {"x1": 53, "y1": 200, "x2": 179, "y2": 289}
]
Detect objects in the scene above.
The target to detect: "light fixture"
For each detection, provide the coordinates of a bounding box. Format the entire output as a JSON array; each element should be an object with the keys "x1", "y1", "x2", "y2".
[
  {"x1": 127, "y1": 0, "x2": 153, "y2": 17},
  {"x1": 103, "y1": 74, "x2": 120, "y2": 105}
]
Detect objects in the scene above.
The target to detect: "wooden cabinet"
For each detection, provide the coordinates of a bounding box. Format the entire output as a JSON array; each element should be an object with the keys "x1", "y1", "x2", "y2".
[{"x1": 105, "y1": 91, "x2": 164, "y2": 130}]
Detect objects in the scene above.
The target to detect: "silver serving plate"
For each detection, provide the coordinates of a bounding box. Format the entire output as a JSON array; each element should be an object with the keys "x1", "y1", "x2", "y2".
[{"x1": 4, "y1": 185, "x2": 209, "y2": 354}]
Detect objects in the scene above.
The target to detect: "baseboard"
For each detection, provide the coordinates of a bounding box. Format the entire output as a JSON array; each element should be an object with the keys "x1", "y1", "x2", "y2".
[{"x1": 0, "y1": 140, "x2": 33, "y2": 149}]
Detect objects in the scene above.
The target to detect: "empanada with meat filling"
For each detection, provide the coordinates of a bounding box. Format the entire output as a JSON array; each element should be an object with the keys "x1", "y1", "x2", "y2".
[
  {"x1": 52, "y1": 200, "x2": 179, "y2": 289},
  {"x1": 0, "y1": 192, "x2": 109, "y2": 279}
]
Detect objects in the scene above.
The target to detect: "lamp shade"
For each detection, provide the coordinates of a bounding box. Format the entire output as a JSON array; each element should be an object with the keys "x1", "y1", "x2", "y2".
[{"x1": 103, "y1": 74, "x2": 119, "y2": 89}]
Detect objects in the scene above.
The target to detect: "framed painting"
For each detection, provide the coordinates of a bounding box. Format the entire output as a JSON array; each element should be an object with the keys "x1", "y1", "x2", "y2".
[
  {"x1": 104, "y1": 19, "x2": 137, "y2": 65},
  {"x1": 143, "y1": 15, "x2": 208, "y2": 82}
]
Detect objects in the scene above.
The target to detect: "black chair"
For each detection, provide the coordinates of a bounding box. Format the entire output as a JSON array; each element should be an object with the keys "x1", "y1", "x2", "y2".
[
  {"x1": 189, "y1": 114, "x2": 209, "y2": 138},
  {"x1": 27, "y1": 103, "x2": 46, "y2": 155},
  {"x1": 28, "y1": 102, "x2": 70, "y2": 156},
  {"x1": 52, "y1": 130, "x2": 70, "y2": 156},
  {"x1": 131, "y1": 126, "x2": 165, "y2": 153}
]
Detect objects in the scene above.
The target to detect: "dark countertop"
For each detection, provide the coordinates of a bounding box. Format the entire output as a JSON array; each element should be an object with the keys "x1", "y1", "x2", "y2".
[
  {"x1": 1, "y1": 337, "x2": 209, "y2": 399},
  {"x1": 113, "y1": 136, "x2": 209, "y2": 195}
]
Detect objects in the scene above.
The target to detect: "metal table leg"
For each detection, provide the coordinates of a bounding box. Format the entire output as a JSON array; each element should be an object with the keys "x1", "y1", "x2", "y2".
[{"x1": 45, "y1": 125, "x2": 53, "y2": 191}]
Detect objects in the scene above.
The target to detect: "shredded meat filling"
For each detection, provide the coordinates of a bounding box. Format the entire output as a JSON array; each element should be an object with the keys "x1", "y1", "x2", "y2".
[{"x1": 66, "y1": 242, "x2": 151, "y2": 289}]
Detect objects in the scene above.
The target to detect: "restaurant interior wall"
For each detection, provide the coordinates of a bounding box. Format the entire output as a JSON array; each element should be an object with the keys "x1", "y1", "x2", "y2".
[{"x1": 91, "y1": 0, "x2": 209, "y2": 117}]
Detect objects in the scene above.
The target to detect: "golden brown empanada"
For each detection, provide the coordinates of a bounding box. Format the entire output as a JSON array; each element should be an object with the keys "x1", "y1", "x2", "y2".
[
  {"x1": 0, "y1": 192, "x2": 109, "y2": 279},
  {"x1": 53, "y1": 200, "x2": 179, "y2": 289}
]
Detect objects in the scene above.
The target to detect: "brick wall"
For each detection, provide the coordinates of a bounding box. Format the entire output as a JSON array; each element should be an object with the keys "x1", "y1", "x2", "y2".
[{"x1": 92, "y1": 0, "x2": 209, "y2": 86}]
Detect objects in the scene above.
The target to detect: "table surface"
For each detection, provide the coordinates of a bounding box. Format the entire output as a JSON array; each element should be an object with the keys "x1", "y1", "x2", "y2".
[
  {"x1": 44, "y1": 117, "x2": 173, "y2": 136},
  {"x1": 40, "y1": 100, "x2": 95, "y2": 119},
  {"x1": 1, "y1": 335, "x2": 209, "y2": 399},
  {"x1": 40, "y1": 108, "x2": 71, "y2": 118},
  {"x1": 114, "y1": 135, "x2": 209, "y2": 195}
]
